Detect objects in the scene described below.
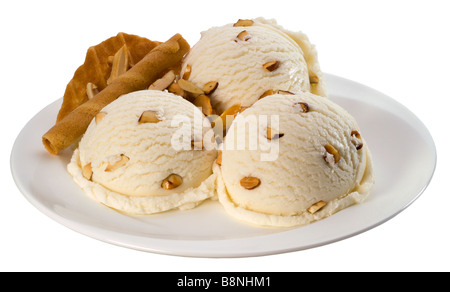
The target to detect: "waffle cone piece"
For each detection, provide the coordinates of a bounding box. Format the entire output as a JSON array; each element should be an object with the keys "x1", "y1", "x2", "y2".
[
  {"x1": 56, "y1": 32, "x2": 161, "y2": 122},
  {"x1": 43, "y1": 33, "x2": 190, "y2": 155}
]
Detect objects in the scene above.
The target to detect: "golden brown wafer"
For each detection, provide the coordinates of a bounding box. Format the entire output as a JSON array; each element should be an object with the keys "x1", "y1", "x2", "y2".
[
  {"x1": 56, "y1": 33, "x2": 161, "y2": 122},
  {"x1": 42, "y1": 34, "x2": 190, "y2": 155}
]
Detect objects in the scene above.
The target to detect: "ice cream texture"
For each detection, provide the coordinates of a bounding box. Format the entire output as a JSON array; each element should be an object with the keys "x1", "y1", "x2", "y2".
[
  {"x1": 215, "y1": 92, "x2": 374, "y2": 227},
  {"x1": 68, "y1": 90, "x2": 217, "y2": 214},
  {"x1": 181, "y1": 17, "x2": 327, "y2": 114}
]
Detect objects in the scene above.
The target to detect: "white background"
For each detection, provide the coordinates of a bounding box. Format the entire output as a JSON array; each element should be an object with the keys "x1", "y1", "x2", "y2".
[{"x1": 2, "y1": 0, "x2": 449, "y2": 271}]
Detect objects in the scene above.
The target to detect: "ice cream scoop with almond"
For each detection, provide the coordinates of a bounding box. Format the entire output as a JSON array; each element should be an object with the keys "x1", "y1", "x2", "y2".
[
  {"x1": 215, "y1": 92, "x2": 374, "y2": 227},
  {"x1": 68, "y1": 90, "x2": 217, "y2": 214},
  {"x1": 180, "y1": 17, "x2": 327, "y2": 115}
]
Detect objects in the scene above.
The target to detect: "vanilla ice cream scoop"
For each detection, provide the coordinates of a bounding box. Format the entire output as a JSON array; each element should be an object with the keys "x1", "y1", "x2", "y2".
[
  {"x1": 68, "y1": 90, "x2": 217, "y2": 214},
  {"x1": 215, "y1": 92, "x2": 374, "y2": 227},
  {"x1": 180, "y1": 17, "x2": 326, "y2": 114}
]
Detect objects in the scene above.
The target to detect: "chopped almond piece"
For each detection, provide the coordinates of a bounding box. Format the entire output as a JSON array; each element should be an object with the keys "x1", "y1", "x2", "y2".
[
  {"x1": 307, "y1": 201, "x2": 326, "y2": 214},
  {"x1": 235, "y1": 30, "x2": 251, "y2": 42},
  {"x1": 105, "y1": 154, "x2": 129, "y2": 172},
  {"x1": 276, "y1": 90, "x2": 294, "y2": 95},
  {"x1": 216, "y1": 151, "x2": 222, "y2": 166},
  {"x1": 293, "y1": 102, "x2": 309, "y2": 113},
  {"x1": 203, "y1": 81, "x2": 219, "y2": 95},
  {"x1": 82, "y1": 163, "x2": 93, "y2": 180},
  {"x1": 182, "y1": 64, "x2": 191, "y2": 80},
  {"x1": 191, "y1": 140, "x2": 204, "y2": 150},
  {"x1": 259, "y1": 89, "x2": 275, "y2": 100},
  {"x1": 107, "y1": 45, "x2": 129, "y2": 85},
  {"x1": 323, "y1": 144, "x2": 341, "y2": 164},
  {"x1": 168, "y1": 82, "x2": 187, "y2": 98},
  {"x1": 148, "y1": 70, "x2": 176, "y2": 90},
  {"x1": 263, "y1": 60, "x2": 280, "y2": 72},
  {"x1": 194, "y1": 94, "x2": 213, "y2": 116},
  {"x1": 266, "y1": 127, "x2": 284, "y2": 140},
  {"x1": 211, "y1": 104, "x2": 243, "y2": 134},
  {"x1": 309, "y1": 73, "x2": 319, "y2": 84},
  {"x1": 233, "y1": 19, "x2": 254, "y2": 27},
  {"x1": 86, "y1": 83, "x2": 99, "y2": 100},
  {"x1": 240, "y1": 176, "x2": 261, "y2": 190},
  {"x1": 351, "y1": 130, "x2": 363, "y2": 150},
  {"x1": 161, "y1": 174, "x2": 183, "y2": 190},
  {"x1": 95, "y1": 112, "x2": 107, "y2": 124},
  {"x1": 138, "y1": 110, "x2": 161, "y2": 124},
  {"x1": 177, "y1": 79, "x2": 204, "y2": 95}
]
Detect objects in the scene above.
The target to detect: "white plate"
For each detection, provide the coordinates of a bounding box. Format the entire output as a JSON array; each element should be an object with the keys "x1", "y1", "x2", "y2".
[{"x1": 10, "y1": 74, "x2": 437, "y2": 257}]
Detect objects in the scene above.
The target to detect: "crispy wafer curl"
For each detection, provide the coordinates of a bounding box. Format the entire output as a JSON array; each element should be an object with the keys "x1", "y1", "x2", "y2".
[{"x1": 42, "y1": 34, "x2": 190, "y2": 155}]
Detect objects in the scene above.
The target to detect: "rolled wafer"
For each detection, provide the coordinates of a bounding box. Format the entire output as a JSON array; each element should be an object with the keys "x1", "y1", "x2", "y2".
[{"x1": 42, "y1": 33, "x2": 190, "y2": 155}]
